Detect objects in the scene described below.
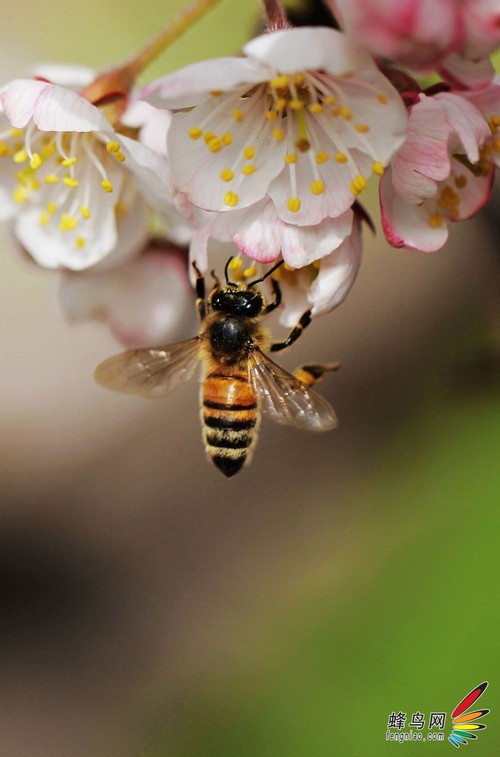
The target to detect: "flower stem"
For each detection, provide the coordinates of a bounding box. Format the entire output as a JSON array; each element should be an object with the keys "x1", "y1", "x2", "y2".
[
  {"x1": 124, "y1": 0, "x2": 224, "y2": 79},
  {"x1": 261, "y1": 0, "x2": 289, "y2": 30},
  {"x1": 80, "y1": 0, "x2": 223, "y2": 105}
]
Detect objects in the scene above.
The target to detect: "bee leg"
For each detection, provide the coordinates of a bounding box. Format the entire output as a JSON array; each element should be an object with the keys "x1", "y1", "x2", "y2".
[
  {"x1": 294, "y1": 363, "x2": 340, "y2": 387},
  {"x1": 192, "y1": 262, "x2": 206, "y2": 321},
  {"x1": 264, "y1": 278, "x2": 282, "y2": 315},
  {"x1": 210, "y1": 269, "x2": 221, "y2": 289},
  {"x1": 270, "y1": 309, "x2": 312, "y2": 352}
]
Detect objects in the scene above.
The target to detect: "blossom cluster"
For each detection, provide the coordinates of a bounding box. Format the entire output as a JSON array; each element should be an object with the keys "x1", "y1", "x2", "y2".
[{"x1": 1, "y1": 0, "x2": 500, "y2": 344}]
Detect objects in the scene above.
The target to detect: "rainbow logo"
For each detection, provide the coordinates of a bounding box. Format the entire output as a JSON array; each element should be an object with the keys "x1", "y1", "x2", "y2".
[{"x1": 448, "y1": 681, "x2": 489, "y2": 748}]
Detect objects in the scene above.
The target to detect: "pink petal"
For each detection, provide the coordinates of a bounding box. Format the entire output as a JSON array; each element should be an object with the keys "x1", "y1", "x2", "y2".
[
  {"x1": 2, "y1": 79, "x2": 50, "y2": 127},
  {"x1": 434, "y1": 92, "x2": 491, "y2": 163},
  {"x1": 32, "y1": 84, "x2": 111, "y2": 132}
]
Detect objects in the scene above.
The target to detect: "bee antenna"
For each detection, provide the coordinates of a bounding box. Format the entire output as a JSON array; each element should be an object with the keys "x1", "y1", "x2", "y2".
[
  {"x1": 248, "y1": 259, "x2": 284, "y2": 287},
  {"x1": 224, "y1": 256, "x2": 237, "y2": 287}
]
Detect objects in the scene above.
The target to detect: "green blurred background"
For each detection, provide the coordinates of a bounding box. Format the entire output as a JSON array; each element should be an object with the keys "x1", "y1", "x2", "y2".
[{"x1": 0, "y1": 1, "x2": 499, "y2": 755}]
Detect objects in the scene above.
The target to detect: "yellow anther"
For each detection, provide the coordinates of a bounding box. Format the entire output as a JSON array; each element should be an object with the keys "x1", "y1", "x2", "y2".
[
  {"x1": 76, "y1": 236, "x2": 86, "y2": 248},
  {"x1": 243, "y1": 265, "x2": 257, "y2": 278},
  {"x1": 41, "y1": 143, "x2": 56, "y2": 158},
  {"x1": 492, "y1": 137, "x2": 500, "y2": 152},
  {"x1": 355, "y1": 123, "x2": 370, "y2": 133},
  {"x1": 228, "y1": 257, "x2": 242, "y2": 271},
  {"x1": 220, "y1": 168, "x2": 234, "y2": 182},
  {"x1": 334, "y1": 152, "x2": 348, "y2": 163},
  {"x1": 224, "y1": 191, "x2": 239, "y2": 206},
  {"x1": 315, "y1": 151, "x2": 328, "y2": 164},
  {"x1": 284, "y1": 153, "x2": 297, "y2": 164},
  {"x1": 188, "y1": 127, "x2": 203, "y2": 139},
  {"x1": 310, "y1": 180, "x2": 325, "y2": 195},
  {"x1": 324, "y1": 96, "x2": 336, "y2": 105},
  {"x1": 112, "y1": 151, "x2": 126, "y2": 162},
  {"x1": 308, "y1": 103, "x2": 323, "y2": 114},
  {"x1": 16, "y1": 171, "x2": 28, "y2": 186},
  {"x1": 204, "y1": 131, "x2": 215, "y2": 142},
  {"x1": 454, "y1": 175, "x2": 468, "y2": 188},
  {"x1": 44, "y1": 174, "x2": 59, "y2": 184},
  {"x1": 13, "y1": 187, "x2": 27, "y2": 203},
  {"x1": 287, "y1": 197, "x2": 301, "y2": 212},
  {"x1": 13, "y1": 149, "x2": 28, "y2": 164},
  {"x1": 284, "y1": 263, "x2": 295, "y2": 271},
  {"x1": 490, "y1": 114, "x2": 500, "y2": 126},
  {"x1": 231, "y1": 108, "x2": 244, "y2": 122},
  {"x1": 0, "y1": 141, "x2": 12, "y2": 156},
  {"x1": 242, "y1": 164, "x2": 256, "y2": 175},
  {"x1": 275, "y1": 98, "x2": 286, "y2": 111},
  {"x1": 206, "y1": 136, "x2": 222, "y2": 153},
  {"x1": 270, "y1": 75, "x2": 290, "y2": 89},
  {"x1": 62, "y1": 156, "x2": 77, "y2": 167},
  {"x1": 428, "y1": 212, "x2": 444, "y2": 228},
  {"x1": 243, "y1": 146, "x2": 255, "y2": 160},
  {"x1": 221, "y1": 132, "x2": 233, "y2": 146},
  {"x1": 59, "y1": 214, "x2": 78, "y2": 232},
  {"x1": 46, "y1": 201, "x2": 58, "y2": 214},
  {"x1": 294, "y1": 73, "x2": 305, "y2": 86},
  {"x1": 29, "y1": 153, "x2": 42, "y2": 170},
  {"x1": 377, "y1": 94, "x2": 388, "y2": 104},
  {"x1": 349, "y1": 175, "x2": 368, "y2": 195},
  {"x1": 338, "y1": 106, "x2": 352, "y2": 119},
  {"x1": 273, "y1": 128, "x2": 285, "y2": 141},
  {"x1": 10, "y1": 127, "x2": 23, "y2": 138},
  {"x1": 30, "y1": 179, "x2": 40, "y2": 191},
  {"x1": 210, "y1": 90, "x2": 224, "y2": 96},
  {"x1": 64, "y1": 176, "x2": 79, "y2": 188},
  {"x1": 39, "y1": 212, "x2": 49, "y2": 226},
  {"x1": 80, "y1": 205, "x2": 91, "y2": 219},
  {"x1": 289, "y1": 100, "x2": 304, "y2": 111},
  {"x1": 101, "y1": 179, "x2": 113, "y2": 192},
  {"x1": 106, "y1": 141, "x2": 120, "y2": 153},
  {"x1": 265, "y1": 110, "x2": 278, "y2": 121},
  {"x1": 372, "y1": 161, "x2": 385, "y2": 176},
  {"x1": 296, "y1": 139, "x2": 310, "y2": 152}
]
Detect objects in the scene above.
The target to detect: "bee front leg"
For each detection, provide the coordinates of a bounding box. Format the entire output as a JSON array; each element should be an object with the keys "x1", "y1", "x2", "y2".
[
  {"x1": 270, "y1": 309, "x2": 312, "y2": 352},
  {"x1": 192, "y1": 262, "x2": 207, "y2": 321},
  {"x1": 264, "y1": 278, "x2": 282, "y2": 315},
  {"x1": 294, "y1": 363, "x2": 340, "y2": 387}
]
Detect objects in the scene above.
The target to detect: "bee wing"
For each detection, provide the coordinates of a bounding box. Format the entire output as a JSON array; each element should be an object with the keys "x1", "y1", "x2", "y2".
[
  {"x1": 248, "y1": 348, "x2": 338, "y2": 431},
  {"x1": 94, "y1": 337, "x2": 201, "y2": 398}
]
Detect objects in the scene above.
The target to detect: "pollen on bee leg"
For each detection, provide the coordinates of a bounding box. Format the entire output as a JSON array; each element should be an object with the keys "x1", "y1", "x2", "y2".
[
  {"x1": 287, "y1": 197, "x2": 301, "y2": 212},
  {"x1": 224, "y1": 191, "x2": 239, "y2": 206}
]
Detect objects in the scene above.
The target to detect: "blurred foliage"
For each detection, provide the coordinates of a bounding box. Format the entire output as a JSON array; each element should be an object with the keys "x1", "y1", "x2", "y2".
[{"x1": 141, "y1": 380, "x2": 500, "y2": 755}]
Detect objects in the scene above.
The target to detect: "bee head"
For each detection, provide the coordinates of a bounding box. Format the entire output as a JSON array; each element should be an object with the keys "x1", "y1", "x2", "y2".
[{"x1": 210, "y1": 287, "x2": 264, "y2": 317}]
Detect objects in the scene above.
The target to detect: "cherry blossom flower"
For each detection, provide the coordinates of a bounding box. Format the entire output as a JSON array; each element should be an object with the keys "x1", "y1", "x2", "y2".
[
  {"x1": 59, "y1": 242, "x2": 195, "y2": 348},
  {"x1": 380, "y1": 92, "x2": 494, "y2": 253},
  {"x1": 331, "y1": 0, "x2": 500, "y2": 85},
  {"x1": 0, "y1": 65, "x2": 170, "y2": 270},
  {"x1": 142, "y1": 26, "x2": 407, "y2": 232}
]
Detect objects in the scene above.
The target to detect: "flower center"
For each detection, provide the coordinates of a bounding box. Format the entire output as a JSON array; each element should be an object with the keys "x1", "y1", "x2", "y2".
[{"x1": 0, "y1": 122, "x2": 129, "y2": 250}]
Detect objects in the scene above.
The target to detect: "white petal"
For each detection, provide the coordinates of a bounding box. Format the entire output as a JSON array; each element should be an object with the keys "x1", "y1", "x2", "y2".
[
  {"x1": 28, "y1": 63, "x2": 95, "y2": 89},
  {"x1": 1, "y1": 79, "x2": 50, "y2": 128},
  {"x1": 32, "y1": 84, "x2": 112, "y2": 133},
  {"x1": 244, "y1": 27, "x2": 371, "y2": 75},
  {"x1": 141, "y1": 58, "x2": 268, "y2": 109},
  {"x1": 309, "y1": 218, "x2": 362, "y2": 318},
  {"x1": 117, "y1": 133, "x2": 171, "y2": 209},
  {"x1": 121, "y1": 99, "x2": 171, "y2": 157}
]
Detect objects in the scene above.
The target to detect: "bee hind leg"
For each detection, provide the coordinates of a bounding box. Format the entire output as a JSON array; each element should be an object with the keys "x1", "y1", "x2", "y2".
[
  {"x1": 294, "y1": 363, "x2": 340, "y2": 387},
  {"x1": 264, "y1": 278, "x2": 282, "y2": 315}
]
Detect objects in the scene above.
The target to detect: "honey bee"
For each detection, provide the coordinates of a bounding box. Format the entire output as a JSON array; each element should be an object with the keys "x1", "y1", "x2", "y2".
[{"x1": 94, "y1": 258, "x2": 339, "y2": 477}]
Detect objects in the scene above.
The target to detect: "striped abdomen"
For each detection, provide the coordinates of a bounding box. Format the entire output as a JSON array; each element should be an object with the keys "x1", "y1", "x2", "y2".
[{"x1": 201, "y1": 369, "x2": 259, "y2": 477}]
